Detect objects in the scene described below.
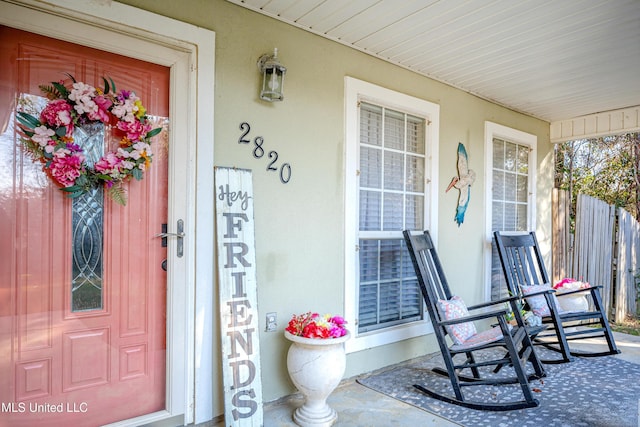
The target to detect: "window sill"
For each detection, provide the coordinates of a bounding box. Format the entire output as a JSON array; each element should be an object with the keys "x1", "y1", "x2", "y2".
[{"x1": 345, "y1": 320, "x2": 433, "y2": 354}]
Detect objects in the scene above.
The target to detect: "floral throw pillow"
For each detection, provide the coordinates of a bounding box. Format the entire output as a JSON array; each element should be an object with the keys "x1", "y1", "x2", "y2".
[
  {"x1": 521, "y1": 284, "x2": 557, "y2": 317},
  {"x1": 437, "y1": 296, "x2": 477, "y2": 345}
]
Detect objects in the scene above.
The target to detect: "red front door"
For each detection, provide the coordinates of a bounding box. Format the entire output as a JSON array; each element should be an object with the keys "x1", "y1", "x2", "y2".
[{"x1": 0, "y1": 27, "x2": 170, "y2": 426}]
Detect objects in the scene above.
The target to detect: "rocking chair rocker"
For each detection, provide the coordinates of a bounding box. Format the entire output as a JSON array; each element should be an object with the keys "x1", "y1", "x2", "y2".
[
  {"x1": 403, "y1": 230, "x2": 545, "y2": 411},
  {"x1": 494, "y1": 231, "x2": 620, "y2": 364}
]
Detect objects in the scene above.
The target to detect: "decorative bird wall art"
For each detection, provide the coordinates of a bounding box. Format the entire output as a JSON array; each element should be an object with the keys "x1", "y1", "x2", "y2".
[{"x1": 446, "y1": 143, "x2": 476, "y2": 226}]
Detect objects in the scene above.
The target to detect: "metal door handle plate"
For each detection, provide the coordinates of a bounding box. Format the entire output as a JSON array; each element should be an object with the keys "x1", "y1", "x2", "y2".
[{"x1": 156, "y1": 219, "x2": 184, "y2": 258}]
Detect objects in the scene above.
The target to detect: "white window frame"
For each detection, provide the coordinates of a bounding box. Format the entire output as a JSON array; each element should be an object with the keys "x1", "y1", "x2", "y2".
[
  {"x1": 344, "y1": 77, "x2": 439, "y2": 354},
  {"x1": 483, "y1": 122, "x2": 537, "y2": 300}
]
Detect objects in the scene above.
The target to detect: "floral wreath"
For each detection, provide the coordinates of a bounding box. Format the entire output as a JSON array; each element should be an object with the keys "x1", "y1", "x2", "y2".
[{"x1": 16, "y1": 74, "x2": 161, "y2": 205}]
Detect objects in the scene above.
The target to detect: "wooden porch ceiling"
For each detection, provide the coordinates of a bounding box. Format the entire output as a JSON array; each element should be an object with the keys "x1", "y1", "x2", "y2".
[{"x1": 227, "y1": 0, "x2": 640, "y2": 124}]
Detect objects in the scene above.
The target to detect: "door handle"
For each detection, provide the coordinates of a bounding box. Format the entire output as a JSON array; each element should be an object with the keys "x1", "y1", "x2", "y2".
[{"x1": 156, "y1": 219, "x2": 184, "y2": 257}]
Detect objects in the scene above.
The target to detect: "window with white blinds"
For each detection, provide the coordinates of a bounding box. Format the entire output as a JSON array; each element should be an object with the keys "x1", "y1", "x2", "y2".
[
  {"x1": 357, "y1": 102, "x2": 425, "y2": 333},
  {"x1": 345, "y1": 78, "x2": 438, "y2": 352},
  {"x1": 491, "y1": 138, "x2": 530, "y2": 232},
  {"x1": 490, "y1": 138, "x2": 530, "y2": 300},
  {"x1": 484, "y1": 122, "x2": 536, "y2": 301}
]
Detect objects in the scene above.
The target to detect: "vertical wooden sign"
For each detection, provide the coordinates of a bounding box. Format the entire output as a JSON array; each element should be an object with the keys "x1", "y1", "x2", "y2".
[{"x1": 215, "y1": 167, "x2": 263, "y2": 426}]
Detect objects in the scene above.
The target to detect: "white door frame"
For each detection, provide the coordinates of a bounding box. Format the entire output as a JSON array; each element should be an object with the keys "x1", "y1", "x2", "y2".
[{"x1": 0, "y1": 1, "x2": 216, "y2": 425}]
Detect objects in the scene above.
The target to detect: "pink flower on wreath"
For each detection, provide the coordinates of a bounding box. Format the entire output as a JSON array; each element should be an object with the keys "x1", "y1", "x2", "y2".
[
  {"x1": 40, "y1": 99, "x2": 74, "y2": 135},
  {"x1": 112, "y1": 90, "x2": 138, "y2": 122},
  {"x1": 32, "y1": 125, "x2": 56, "y2": 150},
  {"x1": 87, "y1": 95, "x2": 113, "y2": 123},
  {"x1": 48, "y1": 146, "x2": 85, "y2": 187},
  {"x1": 95, "y1": 152, "x2": 124, "y2": 177},
  {"x1": 68, "y1": 82, "x2": 97, "y2": 116},
  {"x1": 116, "y1": 89, "x2": 133, "y2": 104},
  {"x1": 116, "y1": 119, "x2": 151, "y2": 142}
]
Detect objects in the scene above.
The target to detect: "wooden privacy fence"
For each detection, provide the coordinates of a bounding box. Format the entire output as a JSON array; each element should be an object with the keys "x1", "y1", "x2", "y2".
[
  {"x1": 553, "y1": 190, "x2": 640, "y2": 321},
  {"x1": 573, "y1": 194, "x2": 616, "y2": 314},
  {"x1": 616, "y1": 209, "x2": 640, "y2": 321},
  {"x1": 552, "y1": 189, "x2": 572, "y2": 281}
]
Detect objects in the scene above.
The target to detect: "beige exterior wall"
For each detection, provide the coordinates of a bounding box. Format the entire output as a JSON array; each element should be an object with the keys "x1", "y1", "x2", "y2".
[{"x1": 121, "y1": 0, "x2": 552, "y2": 411}]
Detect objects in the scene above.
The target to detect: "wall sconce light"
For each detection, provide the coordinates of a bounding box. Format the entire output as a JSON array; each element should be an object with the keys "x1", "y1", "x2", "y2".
[{"x1": 257, "y1": 48, "x2": 286, "y2": 102}]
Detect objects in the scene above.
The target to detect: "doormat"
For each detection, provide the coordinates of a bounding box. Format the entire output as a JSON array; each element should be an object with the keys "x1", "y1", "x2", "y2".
[{"x1": 356, "y1": 349, "x2": 640, "y2": 427}]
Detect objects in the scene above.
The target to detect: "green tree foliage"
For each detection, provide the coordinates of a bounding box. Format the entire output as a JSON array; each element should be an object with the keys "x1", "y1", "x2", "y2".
[{"x1": 555, "y1": 132, "x2": 640, "y2": 222}]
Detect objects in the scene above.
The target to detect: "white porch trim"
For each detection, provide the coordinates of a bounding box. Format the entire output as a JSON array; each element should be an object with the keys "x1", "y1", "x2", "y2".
[{"x1": 551, "y1": 106, "x2": 640, "y2": 143}]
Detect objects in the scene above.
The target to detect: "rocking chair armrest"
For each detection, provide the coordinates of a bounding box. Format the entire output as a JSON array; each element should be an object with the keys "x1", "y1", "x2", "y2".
[
  {"x1": 438, "y1": 308, "x2": 509, "y2": 326},
  {"x1": 466, "y1": 295, "x2": 520, "y2": 311},
  {"x1": 555, "y1": 285, "x2": 601, "y2": 297},
  {"x1": 519, "y1": 287, "x2": 557, "y2": 298}
]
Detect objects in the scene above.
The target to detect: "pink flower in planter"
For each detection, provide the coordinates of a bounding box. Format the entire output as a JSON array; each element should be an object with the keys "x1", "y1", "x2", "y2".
[
  {"x1": 286, "y1": 312, "x2": 348, "y2": 339},
  {"x1": 553, "y1": 277, "x2": 590, "y2": 292}
]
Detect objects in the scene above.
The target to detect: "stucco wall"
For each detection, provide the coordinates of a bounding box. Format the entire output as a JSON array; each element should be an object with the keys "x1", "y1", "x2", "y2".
[{"x1": 120, "y1": 0, "x2": 552, "y2": 412}]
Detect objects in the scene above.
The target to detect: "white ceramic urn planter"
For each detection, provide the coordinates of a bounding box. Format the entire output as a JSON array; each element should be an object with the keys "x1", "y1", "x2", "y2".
[{"x1": 284, "y1": 331, "x2": 350, "y2": 427}]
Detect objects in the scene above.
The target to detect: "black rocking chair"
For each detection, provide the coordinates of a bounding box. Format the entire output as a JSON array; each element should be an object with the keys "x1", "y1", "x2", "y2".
[
  {"x1": 403, "y1": 230, "x2": 545, "y2": 411},
  {"x1": 494, "y1": 231, "x2": 620, "y2": 363}
]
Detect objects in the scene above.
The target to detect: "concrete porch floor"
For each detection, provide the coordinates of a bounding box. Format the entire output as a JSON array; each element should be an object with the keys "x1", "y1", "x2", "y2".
[{"x1": 212, "y1": 331, "x2": 640, "y2": 427}]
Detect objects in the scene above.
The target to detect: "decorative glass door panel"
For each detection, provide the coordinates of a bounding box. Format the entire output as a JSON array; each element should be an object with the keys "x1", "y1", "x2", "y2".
[
  {"x1": 72, "y1": 122, "x2": 105, "y2": 312},
  {"x1": 0, "y1": 26, "x2": 170, "y2": 426}
]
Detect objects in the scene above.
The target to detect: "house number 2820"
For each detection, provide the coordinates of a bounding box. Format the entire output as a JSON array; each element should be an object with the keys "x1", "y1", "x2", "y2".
[{"x1": 238, "y1": 122, "x2": 292, "y2": 184}]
